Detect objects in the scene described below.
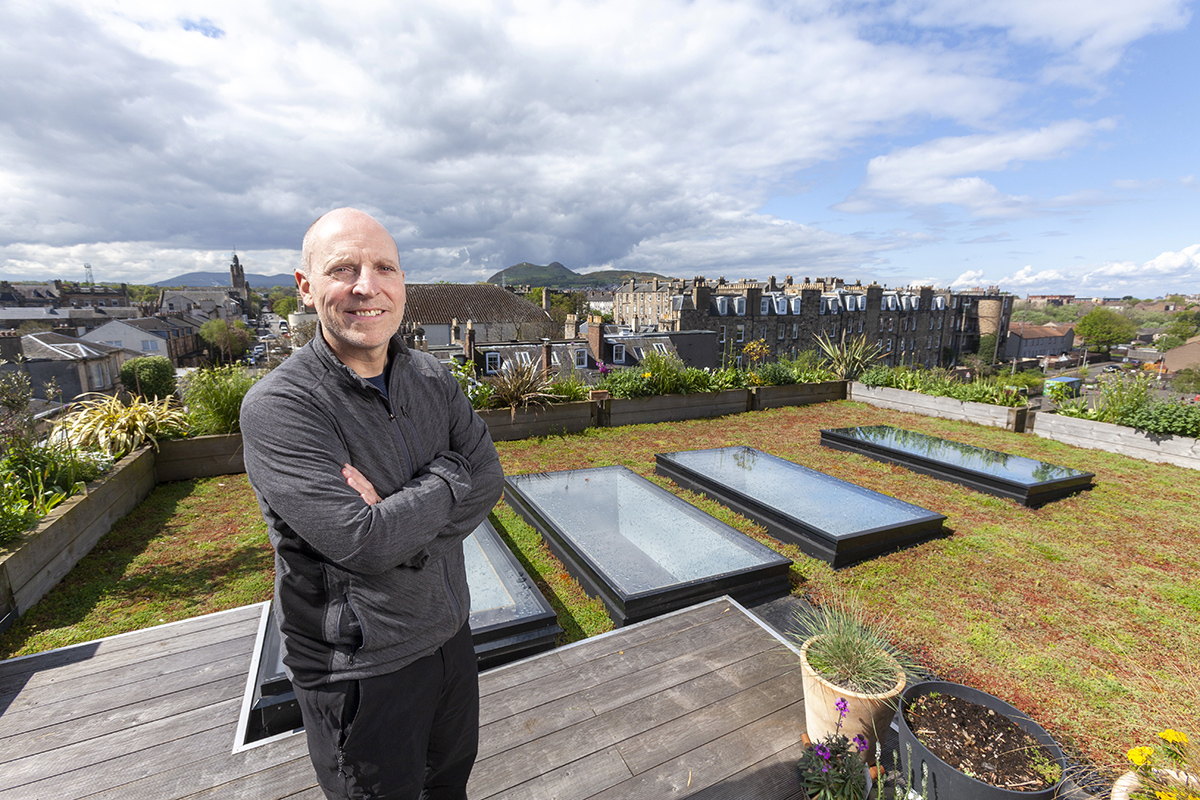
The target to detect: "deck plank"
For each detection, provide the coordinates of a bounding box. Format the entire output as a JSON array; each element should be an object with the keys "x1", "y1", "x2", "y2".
[{"x1": 0, "y1": 598, "x2": 809, "y2": 800}]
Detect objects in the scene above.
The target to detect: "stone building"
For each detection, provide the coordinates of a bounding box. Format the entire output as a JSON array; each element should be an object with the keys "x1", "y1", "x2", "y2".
[{"x1": 613, "y1": 275, "x2": 1013, "y2": 368}]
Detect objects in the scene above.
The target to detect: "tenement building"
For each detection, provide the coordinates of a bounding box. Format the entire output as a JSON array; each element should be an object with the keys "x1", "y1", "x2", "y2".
[{"x1": 614, "y1": 276, "x2": 1013, "y2": 368}]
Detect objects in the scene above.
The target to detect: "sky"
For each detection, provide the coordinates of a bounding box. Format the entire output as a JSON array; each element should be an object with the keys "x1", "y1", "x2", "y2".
[{"x1": 1, "y1": 0, "x2": 1197, "y2": 298}]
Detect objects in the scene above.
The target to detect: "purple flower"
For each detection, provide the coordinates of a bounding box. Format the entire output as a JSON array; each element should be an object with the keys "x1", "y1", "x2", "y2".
[
  {"x1": 598, "y1": 361, "x2": 610, "y2": 375},
  {"x1": 814, "y1": 744, "x2": 831, "y2": 761},
  {"x1": 853, "y1": 735, "x2": 868, "y2": 753},
  {"x1": 836, "y1": 697, "x2": 848, "y2": 718}
]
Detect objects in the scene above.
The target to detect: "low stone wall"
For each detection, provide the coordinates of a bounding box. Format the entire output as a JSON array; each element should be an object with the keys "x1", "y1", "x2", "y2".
[
  {"x1": 1030, "y1": 413, "x2": 1200, "y2": 470},
  {"x1": 849, "y1": 383, "x2": 1028, "y2": 433}
]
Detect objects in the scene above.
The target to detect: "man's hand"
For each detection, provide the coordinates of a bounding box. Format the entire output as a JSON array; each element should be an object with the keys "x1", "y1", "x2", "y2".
[{"x1": 342, "y1": 464, "x2": 381, "y2": 505}]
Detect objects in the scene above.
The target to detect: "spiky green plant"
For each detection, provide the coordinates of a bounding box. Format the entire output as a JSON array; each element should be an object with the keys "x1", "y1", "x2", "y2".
[
  {"x1": 51, "y1": 394, "x2": 188, "y2": 459},
  {"x1": 484, "y1": 362, "x2": 563, "y2": 413},
  {"x1": 815, "y1": 331, "x2": 884, "y2": 381},
  {"x1": 789, "y1": 596, "x2": 922, "y2": 695}
]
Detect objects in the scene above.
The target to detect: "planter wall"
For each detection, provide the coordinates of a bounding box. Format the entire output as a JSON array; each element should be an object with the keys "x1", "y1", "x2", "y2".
[
  {"x1": 602, "y1": 389, "x2": 751, "y2": 427},
  {"x1": 850, "y1": 383, "x2": 1028, "y2": 433},
  {"x1": 155, "y1": 434, "x2": 245, "y2": 482},
  {"x1": 477, "y1": 401, "x2": 595, "y2": 442},
  {"x1": 751, "y1": 381, "x2": 847, "y2": 411},
  {"x1": 0, "y1": 448, "x2": 156, "y2": 633},
  {"x1": 1030, "y1": 413, "x2": 1200, "y2": 471},
  {"x1": 0, "y1": 435, "x2": 251, "y2": 634}
]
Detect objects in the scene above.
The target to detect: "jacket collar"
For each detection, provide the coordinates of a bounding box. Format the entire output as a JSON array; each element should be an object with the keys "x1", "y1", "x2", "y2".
[{"x1": 309, "y1": 321, "x2": 411, "y2": 387}]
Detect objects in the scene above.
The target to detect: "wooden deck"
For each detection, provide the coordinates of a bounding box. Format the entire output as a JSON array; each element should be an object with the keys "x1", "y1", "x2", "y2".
[{"x1": 0, "y1": 598, "x2": 809, "y2": 799}]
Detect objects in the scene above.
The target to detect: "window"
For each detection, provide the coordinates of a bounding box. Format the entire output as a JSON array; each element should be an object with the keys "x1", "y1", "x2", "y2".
[
  {"x1": 777, "y1": 326, "x2": 784, "y2": 340},
  {"x1": 775, "y1": 297, "x2": 788, "y2": 314},
  {"x1": 574, "y1": 349, "x2": 588, "y2": 368},
  {"x1": 938, "y1": 318, "x2": 943, "y2": 330},
  {"x1": 735, "y1": 324, "x2": 745, "y2": 342},
  {"x1": 888, "y1": 319, "x2": 894, "y2": 332},
  {"x1": 104, "y1": 340, "x2": 121, "y2": 347},
  {"x1": 485, "y1": 352, "x2": 501, "y2": 374},
  {"x1": 516, "y1": 351, "x2": 532, "y2": 367},
  {"x1": 633, "y1": 347, "x2": 644, "y2": 360},
  {"x1": 791, "y1": 297, "x2": 803, "y2": 314},
  {"x1": 734, "y1": 297, "x2": 746, "y2": 315},
  {"x1": 141, "y1": 339, "x2": 159, "y2": 351},
  {"x1": 858, "y1": 321, "x2": 863, "y2": 333},
  {"x1": 858, "y1": 295, "x2": 867, "y2": 311},
  {"x1": 792, "y1": 323, "x2": 799, "y2": 339},
  {"x1": 819, "y1": 299, "x2": 827, "y2": 315},
  {"x1": 761, "y1": 298, "x2": 770, "y2": 315},
  {"x1": 654, "y1": 343, "x2": 668, "y2": 354},
  {"x1": 718, "y1": 325, "x2": 726, "y2": 343},
  {"x1": 613, "y1": 344, "x2": 626, "y2": 363},
  {"x1": 716, "y1": 297, "x2": 729, "y2": 315},
  {"x1": 551, "y1": 351, "x2": 560, "y2": 365}
]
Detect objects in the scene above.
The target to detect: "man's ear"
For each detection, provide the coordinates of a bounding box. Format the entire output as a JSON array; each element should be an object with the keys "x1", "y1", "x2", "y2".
[{"x1": 295, "y1": 270, "x2": 314, "y2": 307}]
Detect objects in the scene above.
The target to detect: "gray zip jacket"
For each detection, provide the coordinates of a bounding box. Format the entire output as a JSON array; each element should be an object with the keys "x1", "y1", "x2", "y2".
[{"x1": 240, "y1": 328, "x2": 503, "y2": 688}]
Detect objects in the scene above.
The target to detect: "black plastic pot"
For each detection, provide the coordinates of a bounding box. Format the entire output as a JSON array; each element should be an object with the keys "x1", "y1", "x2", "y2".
[{"x1": 896, "y1": 681, "x2": 1067, "y2": 800}]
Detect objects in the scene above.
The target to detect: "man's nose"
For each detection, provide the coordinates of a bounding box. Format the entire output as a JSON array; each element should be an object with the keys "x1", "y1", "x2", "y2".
[{"x1": 352, "y1": 269, "x2": 379, "y2": 296}]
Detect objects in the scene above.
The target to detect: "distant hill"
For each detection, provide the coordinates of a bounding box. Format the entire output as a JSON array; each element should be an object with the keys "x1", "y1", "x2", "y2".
[
  {"x1": 153, "y1": 271, "x2": 296, "y2": 289},
  {"x1": 487, "y1": 262, "x2": 670, "y2": 289}
]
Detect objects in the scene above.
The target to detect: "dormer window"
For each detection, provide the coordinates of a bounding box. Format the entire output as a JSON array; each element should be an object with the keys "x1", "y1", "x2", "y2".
[
  {"x1": 734, "y1": 297, "x2": 746, "y2": 316},
  {"x1": 761, "y1": 297, "x2": 770, "y2": 315},
  {"x1": 485, "y1": 352, "x2": 501, "y2": 374},
  {"x1": 775, "y1": 297, "x2": 788, "y2": 314},
  {"x1": 613, "y1": 344, "x2": 626, "y2": 363}
]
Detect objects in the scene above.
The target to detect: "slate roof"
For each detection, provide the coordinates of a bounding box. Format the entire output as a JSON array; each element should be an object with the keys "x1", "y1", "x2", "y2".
[
  {"x1": 1008, "y1": 324, "x2": 1074, "y2": 340},
  {"x1": 403, "y1": 284, "x2": 549, "y2": 325}
]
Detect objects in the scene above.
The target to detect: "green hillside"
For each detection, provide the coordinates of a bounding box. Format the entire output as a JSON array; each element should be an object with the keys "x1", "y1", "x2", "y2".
[{"x1": 487, "y1": 261, "x2": 670, "y2": 289}]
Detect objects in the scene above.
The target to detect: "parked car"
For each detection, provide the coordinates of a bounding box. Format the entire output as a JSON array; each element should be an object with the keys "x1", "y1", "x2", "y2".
[{"x1": 1103, "y1": 365, "x2": 1121, "y2": 373}]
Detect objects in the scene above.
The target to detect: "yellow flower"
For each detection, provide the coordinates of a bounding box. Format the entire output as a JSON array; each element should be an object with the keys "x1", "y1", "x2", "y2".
[
  {"x1": 642, "y1": 372, "x2": 652, "y2": 379},
  {"x1": 1128, "y1": 746, "x2": 1154, "y2": 766},
  {"x1": 1154, "y1": 791, "x2": 1177, "y2": 800},
  {"x1": 1159, "y1": 729, "x2": 1189, "y2": 745}
]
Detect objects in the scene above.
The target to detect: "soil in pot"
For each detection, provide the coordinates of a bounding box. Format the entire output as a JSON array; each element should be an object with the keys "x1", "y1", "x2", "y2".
[{"x1": 903, "y1": 693, "x2": 1063, "y2": 793}]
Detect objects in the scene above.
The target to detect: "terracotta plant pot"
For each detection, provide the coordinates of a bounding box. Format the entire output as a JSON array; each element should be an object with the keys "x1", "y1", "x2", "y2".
[
  {"x1": 799, "y1": 636, "x2": 905, "y2": 763},
  {"x1": 1111, "y1": 769, "x2": 1200, "y2": 800}
]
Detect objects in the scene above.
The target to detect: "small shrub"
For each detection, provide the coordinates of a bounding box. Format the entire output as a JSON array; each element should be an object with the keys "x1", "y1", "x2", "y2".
[
  {"x1": 755, "y1": 360, "x2": 797, "y2": 387},
  {"x1": 545, "y1": 373, "x2": 589, "y2": 403},
  {"x1": 182, "y1": 366, "x2": 259, "y2": 435},
  {"x1": 120, "y1": 356, "x2": 177, "y2": 399}
]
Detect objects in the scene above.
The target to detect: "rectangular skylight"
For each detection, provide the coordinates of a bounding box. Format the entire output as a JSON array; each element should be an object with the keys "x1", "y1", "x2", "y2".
[
  {"x1": 820, "y1": 425, "x2": 1094, "y2": 507},
  {"x1": 656, "y1": 447, "x2": 946, "y2": 567},
  {"x1": 503, "y1": 466, "x2": 791, "y2": 626}
]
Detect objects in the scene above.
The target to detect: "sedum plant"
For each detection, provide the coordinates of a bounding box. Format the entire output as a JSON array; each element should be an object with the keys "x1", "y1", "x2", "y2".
[{"x1": 52, "y1": 393, "x2": 188, "y2": 459}]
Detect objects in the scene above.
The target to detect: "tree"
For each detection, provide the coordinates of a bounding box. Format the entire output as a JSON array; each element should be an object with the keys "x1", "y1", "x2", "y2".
[
  {"x1": 975, "y1": 333, "x2": 1000, "y2": 365},
  {"x1": 119, "y1": 356, "x2": 177, "y2": 399},
  {"x1": 199, "y1": 319, "x2": 251, "y2": 364},
  {"x1": 1075, "y1": 308, "x2": 1137, "y2": 352},
  {"x1": 272, "y1": 295, "x2": 297, "y2": 317}
]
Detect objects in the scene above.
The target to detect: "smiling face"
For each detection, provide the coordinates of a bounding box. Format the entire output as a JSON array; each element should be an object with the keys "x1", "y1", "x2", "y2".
[{"x1": 297, "y1": 209, "x2": 405, "y2": 377}]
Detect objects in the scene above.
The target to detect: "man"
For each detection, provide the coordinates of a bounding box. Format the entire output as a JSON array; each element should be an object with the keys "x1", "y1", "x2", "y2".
[{"x1": 241, "y1": 208, "x2": 504, "y2": 799}]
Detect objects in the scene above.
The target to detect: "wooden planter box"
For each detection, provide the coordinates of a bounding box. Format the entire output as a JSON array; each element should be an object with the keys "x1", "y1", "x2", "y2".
[
  {"x1": 603, "y1": 389, "x2": 750, "y2": 427},
  {"x1": 1031, "y1": 413, "x2": 1200, "y2": 470},
  {"x1": 477, "y1": 401, "x2": 595, "y2": 442},
  {"x1": 155, "y1": 434, "x2": 245, "y2": 482},
  {"x1": 750, "y1": 381, "x2": 847, "y2": 411},
  {"x1": 0, "y1": 448, "x2": 156, "y2": 633},
  {"x1": 850, "y1": 383, "x2": 1029, "y2": 433}
]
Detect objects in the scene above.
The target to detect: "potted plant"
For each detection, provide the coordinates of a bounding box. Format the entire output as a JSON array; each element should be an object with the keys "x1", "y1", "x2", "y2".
[
  {"x1": 798, "y1": 698, "x2": 877, "y2": 799},
  {"x1": 1112, "y1": 728, "x2": 1198, "y2": 800},
  {"x1": 896, "y1": 680, "x2": 1067, "y2": 799},
  {"x1": 790, "y1": 597, "x2": 921, "y2": 762}
]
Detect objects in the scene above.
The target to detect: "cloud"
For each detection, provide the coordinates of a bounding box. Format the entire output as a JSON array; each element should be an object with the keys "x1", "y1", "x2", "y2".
[
  {"x1": 840, "y1": 120, "x2": 1114, "y2": 218},
  {"x1": 993, "y1": 245, "x2": 1200, "y2": 296},
  {"x1": 0, "y1": 0, "x2": 1187, "y2": 289},
  {"x1": 886, "y1": 0, "x2": 1191, "y2": 84}
]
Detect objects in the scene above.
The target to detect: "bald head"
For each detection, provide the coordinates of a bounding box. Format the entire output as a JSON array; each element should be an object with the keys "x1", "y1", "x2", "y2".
[{"x1": 300, "y1": 208, "x2": 399, "y2": 277}]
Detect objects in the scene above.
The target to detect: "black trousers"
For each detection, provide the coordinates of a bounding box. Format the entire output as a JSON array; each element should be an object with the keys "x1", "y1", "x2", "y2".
[{"x1": 294, "y1": 623, "x2": 479, "y2": 800}]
